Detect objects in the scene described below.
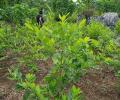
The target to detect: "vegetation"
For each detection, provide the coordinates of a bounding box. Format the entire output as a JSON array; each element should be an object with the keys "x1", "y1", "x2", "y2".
[{"x1": 0, "y1": 0, "x2": 120, "y2": 100}]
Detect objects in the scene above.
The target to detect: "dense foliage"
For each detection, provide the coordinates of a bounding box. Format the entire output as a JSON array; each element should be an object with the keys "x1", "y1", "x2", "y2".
[{"x1": 0, "y1": 0, "x2": 120, "y2": 100}]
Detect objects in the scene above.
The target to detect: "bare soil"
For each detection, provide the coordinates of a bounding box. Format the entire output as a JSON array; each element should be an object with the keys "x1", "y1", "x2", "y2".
[
  {"x1": 75, "y1": 66, "x2": 120, "y2": 100},
  {"x1": 0, "y1": 57, "x2": 53, "y2": 100}
]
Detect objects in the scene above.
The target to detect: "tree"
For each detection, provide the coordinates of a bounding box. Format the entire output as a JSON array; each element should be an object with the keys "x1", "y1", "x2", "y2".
[{"x1": 47, "y1": 0, "x2": 76, "y2": 17}]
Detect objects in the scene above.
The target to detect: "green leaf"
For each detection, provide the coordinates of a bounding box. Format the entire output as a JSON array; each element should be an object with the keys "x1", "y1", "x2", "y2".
[
  {"x1": 23, "y1": 90, "x2": 31, "y2": 100},
  {"x1": 25, "y1": 73, "x2": 36, "y2": 83}
]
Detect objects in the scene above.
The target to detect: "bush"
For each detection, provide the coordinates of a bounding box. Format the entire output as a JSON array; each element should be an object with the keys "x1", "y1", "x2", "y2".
[
  {"x1": 47, "y1": 0, "x2": 76, "y2": 20},
  {"x1": 86, "y1": 21, "x2": 113, "y2": 40},
  {"x1": 96, "y1": 0, "x2": 120, "y2": 14},
  {"x1": 85, "y1": 21, "x2": 116, "y2": 63},
  {"x1": 115, "y1": 20, "x2": 120, "y2": 36},
  {"x1": 0, "y1": 4, "x2": 38, "y2": 24},
  {"x1": 0, "y1": 15, "x2": 118, "y2": 99}
]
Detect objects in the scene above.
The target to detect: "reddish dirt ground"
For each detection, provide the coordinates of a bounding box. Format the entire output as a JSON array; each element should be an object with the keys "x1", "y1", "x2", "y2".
[
  {"x1": 0, "y1": 57, "x2": 53, "y2": 100},
  {"x1": 75, "y1": 66, "x2": 120, "y2": 100}
]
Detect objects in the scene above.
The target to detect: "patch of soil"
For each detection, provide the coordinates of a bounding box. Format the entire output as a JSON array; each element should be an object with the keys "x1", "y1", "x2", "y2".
[
  {"x1": 0, "y1": 77, "x2": 21, "y2": 100},
  {"x1": 0, "y1": 51, "x2": 17, "y2": 68},
  {"x1": 75, "y1": 66, "x2": 120, "y2": 100},
  {"x1": 36, "y1": 58, "x2": 53, "y2": 84},
  {"x1": 0, "y1": 58, "x2": 53, "y2": 100}
]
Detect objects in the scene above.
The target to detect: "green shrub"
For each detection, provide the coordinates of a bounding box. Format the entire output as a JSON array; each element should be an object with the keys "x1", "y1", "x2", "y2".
[
  {"x1": 115, "y1": 20, "x2": 120, "y2": 36},
  {"x1": 0, "y1": 15, "x2": 118, "y2": 99},
  {"x1": 86, "y1": 21, "x2": 114, "y2": 49},
  {"x1": 47, "y1": 0, "x2": 76, "y2": 20},
  {"x1": 86, "y1": 21, "x2": 113, "y2": 40},
  {"x1": 85, "y1": 21, "x2": 117, "y2": 64},
  {"x1": 96, "y1": 0, "x2": 120, "y2": 13},
  {"x1": 0, "y1": 4, "x2": 38, "y2": 24}
]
